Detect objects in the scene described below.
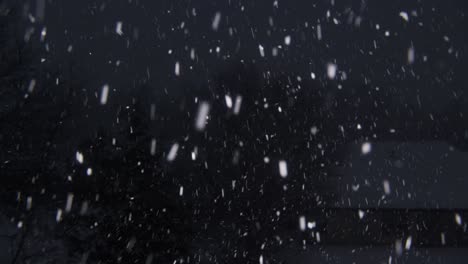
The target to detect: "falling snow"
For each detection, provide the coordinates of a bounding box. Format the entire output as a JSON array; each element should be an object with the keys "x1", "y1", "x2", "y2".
[
  {"x1": 100, "y1": 84, "x2": 109, "y2": 105},
  {"x1": 383, "y1": 180, "x2": 391, "y2": 195},
  {"x1": 167, "y1": 143, "x2": 179, "y2": 162},
  {"x1": 212, "y1": 12, "x2": 222, "y2": 31},
  {"x1": 407, "y1": 47, "x2": 415, "y2": 64},
  {"x1": 358, "y1": 209, "x2": 365, "y2": 219},
  {"x1": 299, "y1": 216, "x2": 306, "y2": 231},
  {"x1": 284, "y1": 35, "x2": 291, "y2": 45},
  {"x1": 361, "y1": 142, "x2": 372, "y2": 154},
  {"x1": 258, "y1": 44, "x2": 265, "y2": 57},
  {"x1": 405, "y1": 236, "x2": 413, "y2": 250},
  {"x1": 225, "y1": 95, "x2": 233, "y2": 108},
  {"x1": 195, "y1": 101, "x2": 210, "y2": 131},
  {"x1": 175, "y1": 62, "x2": 180, "y2": 76},
  {"x1": 326, "y1": 63, "x2": 337, "y2": 79},
  {"x1": 399, "y1": 11, "x2": 409, "y2": 22},
  {"x1": 115, "y1": 21, "x2": 123, "y2": 35},
  {"x1": 76, "y1": 151, "x2": 84, "y2": 164},
  {"x1": 233, "y1": 96, "x2": 242, "y2": 115},
  {"x1": 455, "y1": 213, "x2": 462, "y2": 226},
  {"x1": 278, "y1": 160, "x2": 288, "y2": 178},
  {"x1": 65, "y1": 193, "x2": 74, "y2": 213},
  {"x1": 2, "y1": 1, "x2": 465, "y2": 262}
]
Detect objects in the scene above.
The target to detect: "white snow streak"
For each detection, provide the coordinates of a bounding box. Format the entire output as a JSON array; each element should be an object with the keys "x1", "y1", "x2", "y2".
[
  {"x1": 361, "y1": 142, "x2": 372, "y2": 154},
  {"x1": 167, "y1": 143, "x2": 179, "y2": 162},
  {"x1": 279, "y1": 160, "x2": 288, "y2": 178},
  {"x1": 100, "y1": 84, "x2": 109, "y2": 105},
  {"x1": 212, "y1": 12, "x2": 222, "y2": 31},
  {"x1": 76, "y1": 151, "x2": 84, "y2": 164},
  {"x1": 195, "y1": 102, "x2": 210, "y2": 131},
  {"x1": 327, "y1": 63, "x2": 337, "y2": 79}
]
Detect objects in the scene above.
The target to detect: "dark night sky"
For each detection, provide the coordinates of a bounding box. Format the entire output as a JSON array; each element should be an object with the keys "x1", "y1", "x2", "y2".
[{"x1": 1, "y1": 0, "x2": 468, "y2": 263}]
